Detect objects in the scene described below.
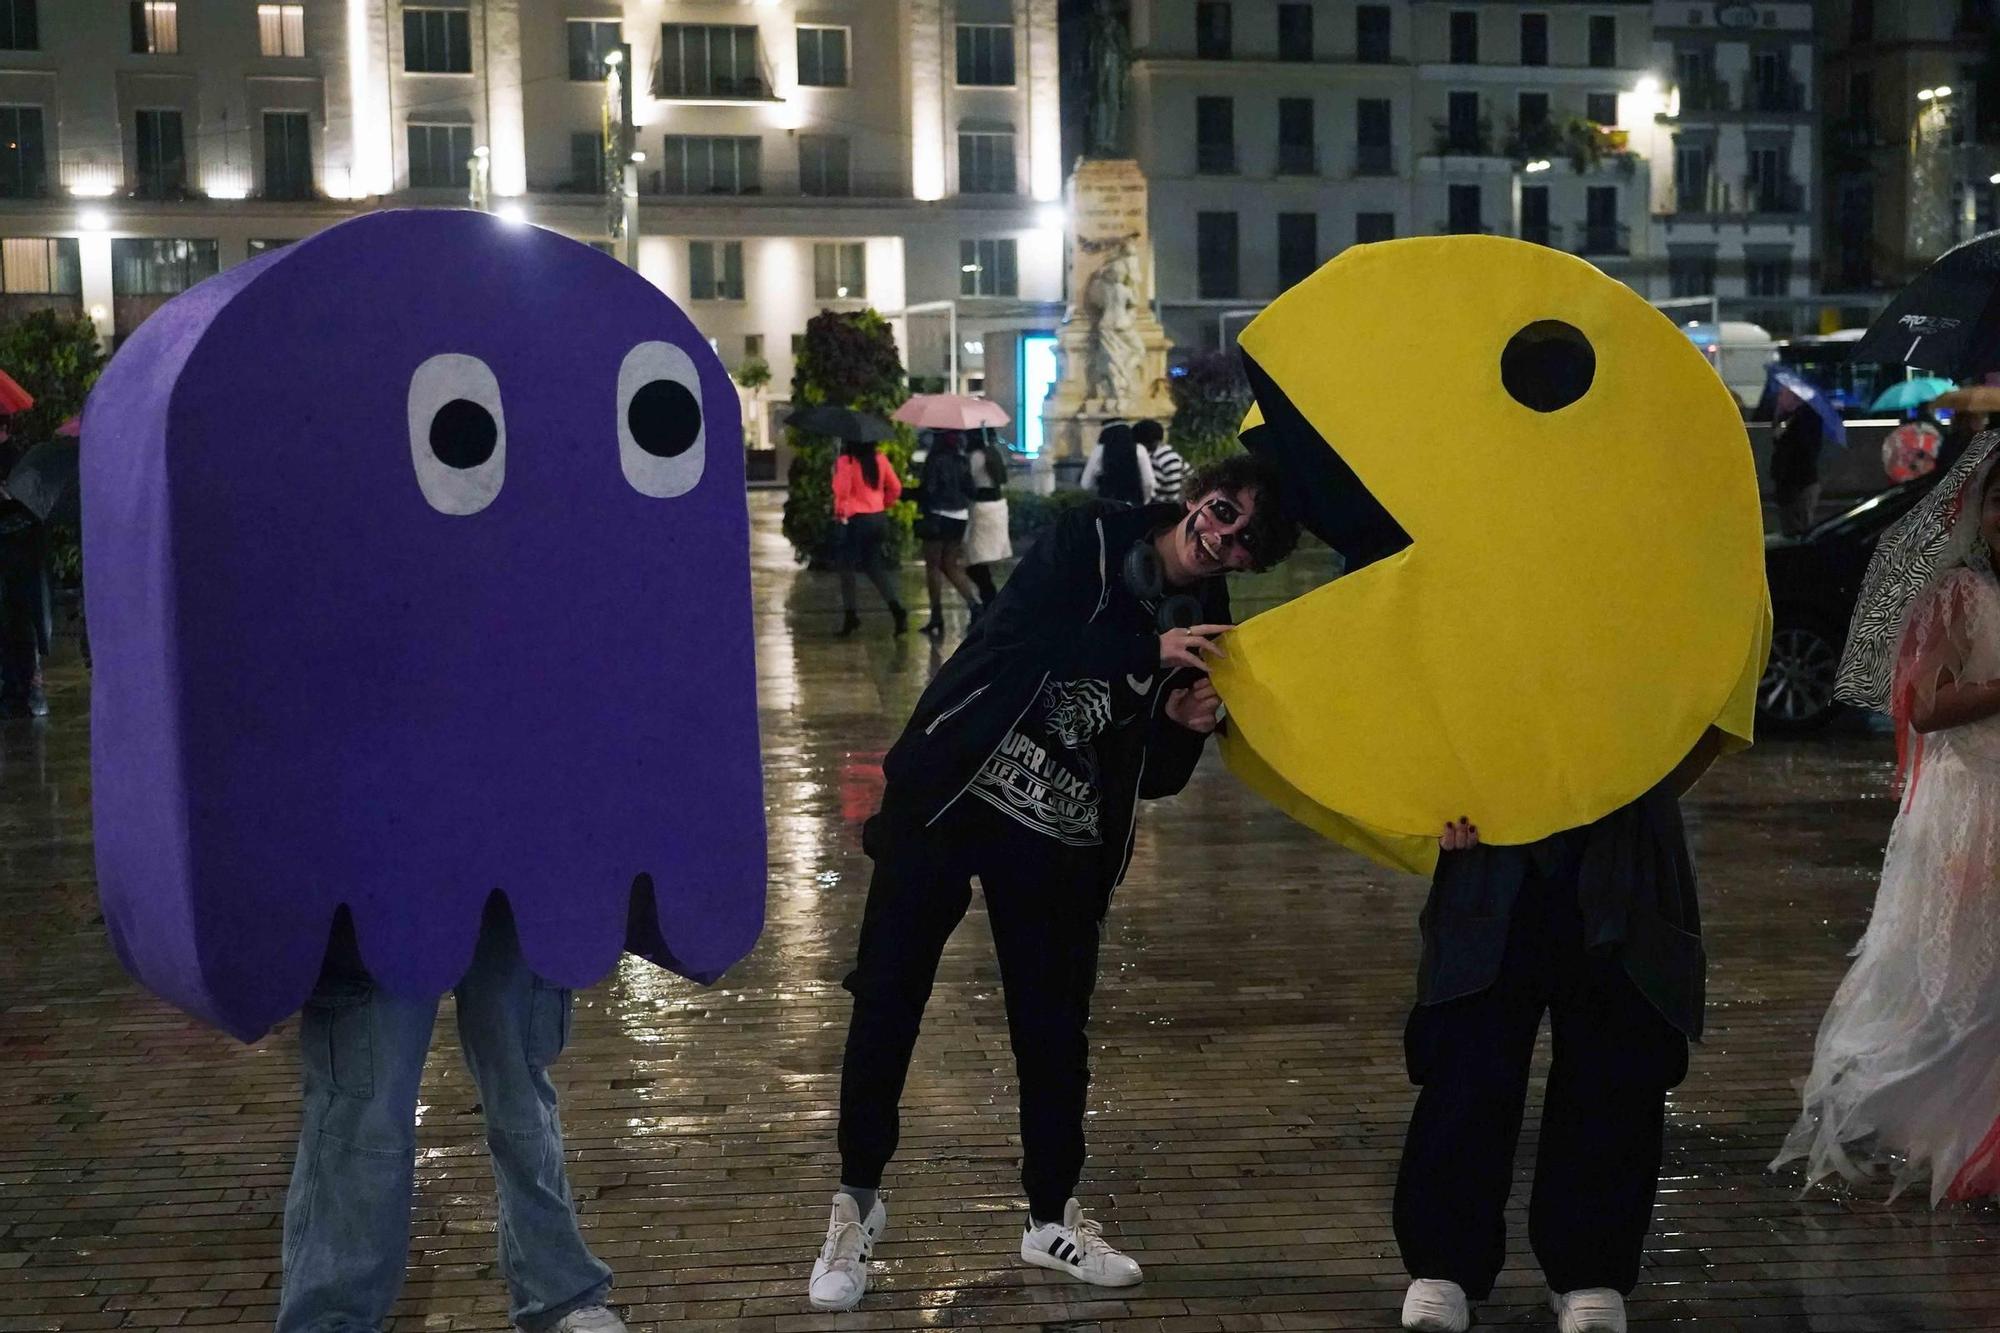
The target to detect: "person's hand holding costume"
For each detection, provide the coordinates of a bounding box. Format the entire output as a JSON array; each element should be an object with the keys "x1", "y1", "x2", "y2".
[
  {"x1": 1439, "y1": 818, "x2": 1480, "y2": 852},
  {"x1": 1161, "y1": 624, "x2": 1231, "y2": 672},
  {"x1": 1166, "y1": 678, "x2": 1223, "y2": 734}
]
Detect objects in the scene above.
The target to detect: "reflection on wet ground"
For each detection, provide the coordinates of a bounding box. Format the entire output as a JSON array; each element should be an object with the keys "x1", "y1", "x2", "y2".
[{"x1": 2, "y1": 493, "x2": 1994, "y2": 1330}]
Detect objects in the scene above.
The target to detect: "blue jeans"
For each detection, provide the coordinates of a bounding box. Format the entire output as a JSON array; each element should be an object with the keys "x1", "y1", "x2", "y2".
[{"x1": 277, "y1": 905, "x2": 613, "y2": 1332}]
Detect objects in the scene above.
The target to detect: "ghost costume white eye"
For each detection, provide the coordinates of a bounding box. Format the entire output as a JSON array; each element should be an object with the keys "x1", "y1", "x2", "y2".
[
  {"x1": 408, "y1": 353, "x2": 506, "y2": 516},
  {"x1": 617, "y1": 341, "x2": 706, "y2": 498}
]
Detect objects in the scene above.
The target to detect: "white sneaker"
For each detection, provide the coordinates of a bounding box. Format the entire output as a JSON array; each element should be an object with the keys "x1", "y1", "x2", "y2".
[
  {"x1": 1400, "y1": 1278, "x2": 1471, "y2": 1333},
  {"x1": 540, "y1": 1308, "x2": 627, "y2": 1333},
  {"x1": 807, "y1": 1192, "x2": 887, "y2": 1312},
  {"x1": 1551, "y1": 1287, "x2": 1628, "y2": 1333},
  {"x1": 1019, "y1": 1198, "x2": 1143, "y2": 1287}
]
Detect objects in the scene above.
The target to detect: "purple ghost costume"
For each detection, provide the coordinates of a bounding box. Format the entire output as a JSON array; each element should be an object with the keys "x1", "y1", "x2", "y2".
[{"x1": 82, "y1": 210, "x2": 766, "y2": 1043}]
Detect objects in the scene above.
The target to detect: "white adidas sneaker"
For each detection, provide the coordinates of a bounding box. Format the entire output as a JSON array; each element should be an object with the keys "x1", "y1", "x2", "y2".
[
  {"x1": 1019, "y1": 1198, "x2": 1143, "y2": 1287},
  {"x1": 806, "y1": 1192, "x2": 887, "y2": 1312},
  {"x1": 1551, "y1": 1287, "x2": 1628, "y2": 1333},
  {"x1": 1401, "y1": 1278, "x2": 1471, "y2": 1332}
]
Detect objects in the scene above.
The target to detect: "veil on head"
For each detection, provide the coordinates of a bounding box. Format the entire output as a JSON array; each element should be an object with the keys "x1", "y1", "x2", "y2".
[{"x1": 1834, "y1": 431, "x2": 1999, "y2": 716}]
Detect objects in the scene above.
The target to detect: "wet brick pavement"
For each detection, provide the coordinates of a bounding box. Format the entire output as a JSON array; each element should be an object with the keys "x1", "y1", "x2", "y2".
[{"x1": 2, "y1": 493, "x2": 1996, "y2": 1331}]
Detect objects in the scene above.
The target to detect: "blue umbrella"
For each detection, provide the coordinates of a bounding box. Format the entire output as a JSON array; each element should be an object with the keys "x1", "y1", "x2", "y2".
[
  {"x1": 1869, "y1": 376, "x2": 1957, "y2": 412},
  {"x1": 1767, "y1": 368, "x2": 1848, "y2": 447}
]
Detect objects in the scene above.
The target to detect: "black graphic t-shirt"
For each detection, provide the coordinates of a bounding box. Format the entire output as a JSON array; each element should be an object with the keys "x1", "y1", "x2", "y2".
[{"x1": 969, "y1": 671, "x2": 1157, "y2": 845}]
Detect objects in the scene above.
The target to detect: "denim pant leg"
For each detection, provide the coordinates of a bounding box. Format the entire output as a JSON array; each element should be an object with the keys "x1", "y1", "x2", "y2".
[
  {"x1": 277, "y1": 967, "x2": 440, "y2": 1333},
  {"x1": 454, "y1": 910, "x2": 613, "y2": 1329}
]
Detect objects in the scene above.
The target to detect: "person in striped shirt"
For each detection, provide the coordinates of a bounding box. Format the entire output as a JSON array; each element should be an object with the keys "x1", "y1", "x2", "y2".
[{"x1": 1134, "y1": 419, "x2": 1187, "y2": 504}]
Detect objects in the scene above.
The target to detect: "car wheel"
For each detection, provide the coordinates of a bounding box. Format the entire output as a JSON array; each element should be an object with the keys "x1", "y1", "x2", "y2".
[{"x1": 1758, "y1": 619, "x2": 1843, "y2": 733}]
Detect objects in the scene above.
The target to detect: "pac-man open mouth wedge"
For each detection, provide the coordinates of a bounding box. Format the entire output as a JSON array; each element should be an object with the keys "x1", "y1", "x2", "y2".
[{"x1": 1210, "y1": 235, "x2": 1772, "y2": 875}]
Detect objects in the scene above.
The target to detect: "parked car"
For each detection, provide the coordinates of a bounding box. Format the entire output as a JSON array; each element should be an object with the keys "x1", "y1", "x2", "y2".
[{"x1": 1759, "y1": 477, "x2": 1936, "y2": 732}]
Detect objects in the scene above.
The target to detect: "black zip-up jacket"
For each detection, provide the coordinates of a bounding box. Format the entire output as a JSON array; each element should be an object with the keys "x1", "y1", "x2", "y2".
[
  {"x1": 918, "y1": 446, "x2": 975, "y2": 514},
  {"x1": 874, "y1": 501, "x2": 1222, "y2": 894}
]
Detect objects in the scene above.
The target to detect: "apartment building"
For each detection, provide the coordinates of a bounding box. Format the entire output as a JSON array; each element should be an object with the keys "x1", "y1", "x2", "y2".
[
  {"x1": 1125, "y1": 0, "x2": 1815, "y2": 349},
  {"x1": 0, "y1": 0, "x2": 1065, "y2": 437}
]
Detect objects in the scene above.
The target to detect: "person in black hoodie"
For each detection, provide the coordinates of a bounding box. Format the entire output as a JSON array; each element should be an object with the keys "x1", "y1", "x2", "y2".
[{"x1": 805, "y1": 454, "x2": 1299, "y2": 1312}]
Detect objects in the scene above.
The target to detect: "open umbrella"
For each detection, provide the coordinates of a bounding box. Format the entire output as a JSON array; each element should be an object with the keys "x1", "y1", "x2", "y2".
[
  {"x1": 1848, "y1": 231, "x2": 2000, "y2": 378},
  {"x1": 1768, "y1": 368, "x2": 1849, "y2": 447},
  {"x1": 0, "y1": 369, "x2": 34, "y2": 416},
  {"x1": 785, "y1": 404, "x2": 893, "y2": 442},
  {"x1": 892, "y1": 394, "x2": 1010, "y2": 431},
  {"x1": 4, "y1": 440, "x2": 78, "y2": 523},
  {"x1": 1934, "y1": 386, "x2": 2000, "y2": 413},
  {"x1": 1871, "y1": 377, "x2": 1958, "y2": 413},
  {"x1": 55, "y1": 416, "x2": 79, "y2": 438}
]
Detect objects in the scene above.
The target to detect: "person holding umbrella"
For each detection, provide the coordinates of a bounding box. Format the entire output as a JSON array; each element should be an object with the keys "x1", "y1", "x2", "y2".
[
  {"x1": 1767, "y1": 371, "x2": 1840, "y2": 537},
  {"x1": 914, "y1": 428, "x2": 983, "y2": 636},
  {"x1": 892, "y1": 395, "x2": 1015, "y2": 607},
  {"x1": 0, "y1": 368, "x2": 52, "y2": 718}
]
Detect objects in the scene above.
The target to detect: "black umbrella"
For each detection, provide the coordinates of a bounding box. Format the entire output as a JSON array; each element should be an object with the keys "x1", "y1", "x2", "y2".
[
  {"x1": 4, "y1": 440, "x2": 78, "y2": 524},
  {"x1": 1848, "y1": 231, "x2": 2000, "y2": 377},
  {"x1": 786, "y1": 404, "x2": 894, "y2": 442}
]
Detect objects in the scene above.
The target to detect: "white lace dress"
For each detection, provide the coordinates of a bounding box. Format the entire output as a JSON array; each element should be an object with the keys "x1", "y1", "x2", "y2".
[{"x1": 1774, "y1": 568, "x2": 2000, "y2": 1203}]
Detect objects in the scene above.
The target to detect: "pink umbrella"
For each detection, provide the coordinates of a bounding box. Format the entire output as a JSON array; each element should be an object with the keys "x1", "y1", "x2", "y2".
[
  {"x1": 892, "y1": 393, "x2": 1010, "y2": 431},
  {"x1": 56, "y1": 416, "x2": 79, "y2": 438}
]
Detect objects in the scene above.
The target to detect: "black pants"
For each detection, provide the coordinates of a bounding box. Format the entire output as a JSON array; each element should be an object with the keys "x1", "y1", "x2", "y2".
[
  {"x1": 0, "y1": 522, "x2": 49, "y2": 705},
  {"x1": 837, "y1": 800, "x2": 1104, "y2": 1222},
  {"x1": 1394, "y1": 857, "x2": 1689, "y2": 1300},
  {"x1": 838, "y1": 512, "x2": 900, "y2": 615}
]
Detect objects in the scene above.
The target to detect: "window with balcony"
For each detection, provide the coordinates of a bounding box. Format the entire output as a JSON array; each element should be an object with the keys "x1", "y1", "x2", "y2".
[
  {"x1": 1519, "y1": 12, "x2": 1548, "y2": 67},
  {"x1": 132, "y1": 2, "x2": 178, "y2": 54},
  {"x1": 1442, "y1": 90, "x2": 1484, "y2": 153},
  {"x1": 0, "y1": 107, "x2": 45, "y2": 199},
  {"x1": 689, "y1": 240, "x2": 745, "y2": 301},
  {"x1": 1, "y1": 239, "x2": 80, "y2": 306},
  {"x1": 1749, "y1": 49, "x2": 1802, "y2": 112},
  {"x1": 1588, "y1": 15, "x2": 1616, "y2": 68},
  {"x1": 1519, "y1": 185, "x2": 1551, "y2": 246},
  {"x1": 1277, "y1": 98, "x2": 1314, "y2": 174},
  {"x1": 799, "y1": 134, "x2": 851, "y2": 196},
  {"x1": 262, "y1": 111, "x2": 312, "y2": 199},
  {"x1": 0, "y1": 0, "x2": 36, "y2": 51},
  {"x1": 1356, "y1": 5, "x2": 1391, "y2": 63},
  {"x1": 1449, "y1": 10, "x2": 1478, "y2": 63},
  {"x1": 570, "y1": 132, "x2": 603, "y2": 193},
  {"x1": 134, "y1": 109, "x2": 187, "y2": 196},
  {"x1": 1673, "y1": 138, "x2": 1712, "y2": 210},
  {"x1": 407, "y1": 123, "x2": 472, "y2": 188},
  {"x1": 958, "y1": 130, "x2": 1016, "y2": 193},
  {"x1": 1745, "y1": 252, "x2": 1791, "y2": 297},
  {"x1": 1586, "y1": 92, "x2": 1618, "y2": 126},
  {"x1": 1446, "y1": 183, "x2": 1483, "y2": 233},
  {"x1": 798, "y1": 26, "x2": 848, "y2": 87},
  {"x1": 660, "y1": 135, "x2": 763, "y2": 194},
  {"x1": 1582, "y1": 185, "x2": 1623, "y2": 253},
  {"x1": 1667, "y1": 247, "x2": 1715, "y2": 297},
  {"x1": 1277, "y1": 3, "x2": 1312, "y2": 61},
  {"x1": 404, "y1": 8, "x2": 471, "y2": 73},
  {"x1": 1195, "y1": 2, "x2": 1231, "y2": 59},
  {"x1": 258, "y1": 4, "x2": 305, "y2": 57},
  {"x1": 1517, "y1": 91, "x2": 1549, "y2": 132},
  {"x1": 1197, "y1": 211, "x2": 1239, "y2": 297},
  {"x1": 1747, "y1": 144, "x2": 1794, "y2": 212},
  {"x1": 1277, "y1": 212, "x2": 1317, "y2": 288},
  {"x1": 1356, "y1": 211, "x2": 1395, "y2": 243},
  {"x1": 813, "y1": 242, "x2": 865, "y2": 300},
  {"x1": 1356, "y1": 97, "x2": 1392, "y2": 174},
  {"x1": 960, "y1": 238, "x2": 1018, "y2": 297},
  {"x1": 1675, "y1": 47, "x2": 1725, "y2": 110},
  {"x1": 1195, "y1": 97, "x2": 1234, "y2": 174},
  {"x1": 658, "y1": 24, "x2": 766, "y2": 98},
  {"x1": 956, "y1": 23, "x2": 1015, "y2": 85},
  {"x1": 568, "y1": 20, "x2": 621, "y2": 81}
]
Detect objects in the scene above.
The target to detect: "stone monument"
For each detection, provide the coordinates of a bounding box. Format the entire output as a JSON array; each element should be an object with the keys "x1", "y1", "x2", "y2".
[{"x1": 1037, "y1": 0, "x2": 1174, "y2": 480}]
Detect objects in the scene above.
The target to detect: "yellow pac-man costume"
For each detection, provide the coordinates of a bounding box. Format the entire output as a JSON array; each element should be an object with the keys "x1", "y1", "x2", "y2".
[{"x1": 1211, "y1": 236, "x2": 1771, "y2": 875}]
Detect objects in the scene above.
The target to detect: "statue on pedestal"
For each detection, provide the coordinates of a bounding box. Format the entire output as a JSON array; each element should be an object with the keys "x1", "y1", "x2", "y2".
[
  {"x1": 1085, "y1": 0, "x2": 1132, "y2": 159},
  {"x1": 1084, "y1": 236, "x2": 1144, "y2": 410}
]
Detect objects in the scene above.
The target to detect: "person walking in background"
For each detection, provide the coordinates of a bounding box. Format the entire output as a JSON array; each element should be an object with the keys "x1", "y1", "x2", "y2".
[
  {"x1": 1771, "y1": 387, "x2": 1825, "y2": 537},
  {"x1": 916, "y1": 429, "x2": 982, "y2": 637},
  {"x1": 832, "y1": 437, "x2": 908, "y2": 637},
  {"x1": 1134, "y1": 419, "x2": 1186, "y2": 505},
  {"x1": 963, "y1": 428, "x2": 1013, "y2": 605},
  {"x1": 1079, "y1": 420, "x2": 1155, "y2": 507},
  {"x1": 1774, "y1": 443, "x2": 2000, "y2": 1205}
]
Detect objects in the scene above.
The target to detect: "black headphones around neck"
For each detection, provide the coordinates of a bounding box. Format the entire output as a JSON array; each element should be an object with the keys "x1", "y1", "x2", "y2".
[{"x1": 1123, "y1": 541, "x2": 1204, "y2": 633}]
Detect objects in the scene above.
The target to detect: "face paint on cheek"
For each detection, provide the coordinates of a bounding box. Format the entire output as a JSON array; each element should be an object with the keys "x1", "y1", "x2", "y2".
[{"x1": 81, "y1": 211, "x2": 768, "y2": 1042}]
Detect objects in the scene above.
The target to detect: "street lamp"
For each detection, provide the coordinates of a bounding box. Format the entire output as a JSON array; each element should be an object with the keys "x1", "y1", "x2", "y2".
[{"x1": 1524, "y1": 159, "x2": 1552, "y2": 173}]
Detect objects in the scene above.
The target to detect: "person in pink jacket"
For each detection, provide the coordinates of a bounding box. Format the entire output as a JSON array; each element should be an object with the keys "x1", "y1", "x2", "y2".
[{"x1": 834, "y1": 440, "x2": 908, "y2": 635}]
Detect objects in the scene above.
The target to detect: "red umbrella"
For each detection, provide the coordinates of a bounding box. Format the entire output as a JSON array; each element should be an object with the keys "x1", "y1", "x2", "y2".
[
  {"x1": 55, "y1": 416, "x2": 79, "y2": 438},
  {"x1": 0, "y1": 370, "x2": 33, "y2": 415}
]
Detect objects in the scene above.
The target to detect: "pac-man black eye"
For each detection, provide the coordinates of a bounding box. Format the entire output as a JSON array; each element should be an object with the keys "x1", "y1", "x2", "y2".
[
  {"x1": 408, "y1": 354, "x2": 506, "y2": 515},
  {"x1": 627, "y1": 379, "x2": 701, "y2": 459},
  {"x1": 618, "y1": 342, "x2": 706, "y2": 497},
  {"x1": 1501, "y1": 320, "x2": 1595, "y2": 413}
]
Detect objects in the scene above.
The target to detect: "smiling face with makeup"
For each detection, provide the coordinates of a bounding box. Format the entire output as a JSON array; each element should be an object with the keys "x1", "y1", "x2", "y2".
[{"x1": 1157, "y1": 488, "x2": 1262, "y2": 584}]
